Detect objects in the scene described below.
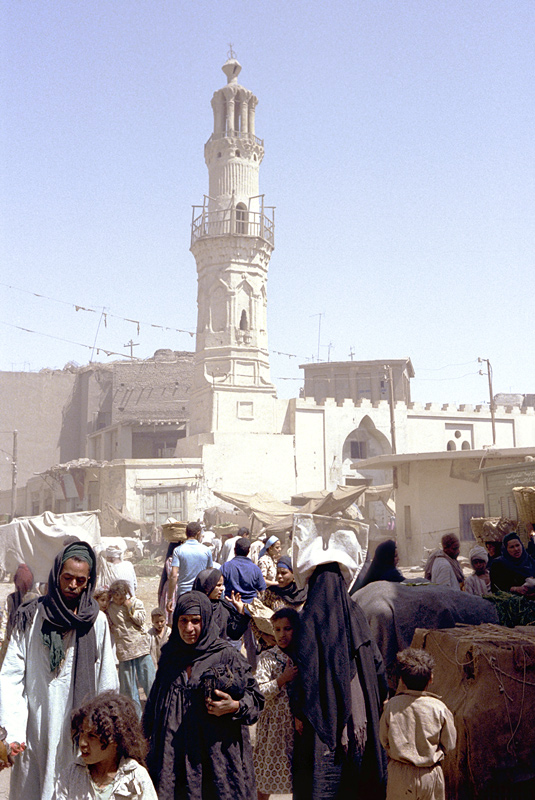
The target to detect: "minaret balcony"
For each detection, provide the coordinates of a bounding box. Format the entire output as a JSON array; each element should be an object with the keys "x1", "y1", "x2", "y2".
[
  {"x1": 207, "y1": 131, "x2": 264, "y2": 147},
  {"x1": 191, "y1": 206, "x2": 275, "y2": 247}
]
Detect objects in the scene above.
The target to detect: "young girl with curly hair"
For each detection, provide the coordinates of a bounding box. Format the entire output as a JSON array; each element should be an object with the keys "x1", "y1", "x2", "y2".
[{"x1": 54, "y1": 691, "x2": 157, "y2": 799}]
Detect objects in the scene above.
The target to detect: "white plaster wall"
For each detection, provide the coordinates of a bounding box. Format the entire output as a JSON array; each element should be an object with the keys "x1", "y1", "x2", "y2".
[
  {"x1": 199, "y1": 432, "x2": 296, "y2": 500},
  {"x1": 394, "y1": 460, "x2": 485, "y2": 566},
  {"x1": 294, "y1": 407, "x2": 325, "y2": 492},
  {"x1": 99, "y1": 460, "x2": 203, "y2": 535}
]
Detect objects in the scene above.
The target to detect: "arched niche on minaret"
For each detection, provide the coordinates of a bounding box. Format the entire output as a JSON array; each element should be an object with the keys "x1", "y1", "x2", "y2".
[
  {"x1": 236, "y1": 279, "x2": 254, "y2": 344},
  {"x1": 210, "y1": 285, "x2": 227, "y2": 332}
]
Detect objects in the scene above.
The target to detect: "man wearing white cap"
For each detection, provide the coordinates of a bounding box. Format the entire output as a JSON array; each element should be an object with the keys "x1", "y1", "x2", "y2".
[{"x1": 97, "y1": 544, "x2": 137, "y2": 597}]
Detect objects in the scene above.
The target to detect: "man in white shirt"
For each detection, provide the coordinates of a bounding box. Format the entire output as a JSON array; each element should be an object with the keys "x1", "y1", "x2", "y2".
[
  {"x1": 219, "y1": 527, "x2": 250, "y2": 564},
  {"x1": 424, "y1": 534, "x2": 464, "y2": 591}
]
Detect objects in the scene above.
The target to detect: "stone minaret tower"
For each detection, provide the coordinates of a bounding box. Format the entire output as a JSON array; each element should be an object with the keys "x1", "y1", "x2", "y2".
[{"x1": 188, "y1": 55, "x2": 276, "y2": 436}]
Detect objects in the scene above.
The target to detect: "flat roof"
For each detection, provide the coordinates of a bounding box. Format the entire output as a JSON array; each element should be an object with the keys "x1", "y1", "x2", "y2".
[
  {"x1": 299, "y1": 358, "x2": 415, "y2": 377},
  {"x1": 357, "y1": 447, "x2": 535, "y2": 470}
]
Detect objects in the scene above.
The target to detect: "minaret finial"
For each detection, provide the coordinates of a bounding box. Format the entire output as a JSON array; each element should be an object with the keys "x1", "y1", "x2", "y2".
[{"x1": 227, "y1": 43, "x2": 237, "y2": 59}]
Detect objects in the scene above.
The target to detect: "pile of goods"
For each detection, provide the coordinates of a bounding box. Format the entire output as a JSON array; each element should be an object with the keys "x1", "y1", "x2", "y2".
[{"x1": 412, "y1": 624, "x2": 535, "y2": 799}]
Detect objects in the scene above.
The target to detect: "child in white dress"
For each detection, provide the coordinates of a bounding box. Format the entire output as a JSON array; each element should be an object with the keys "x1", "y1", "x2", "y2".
[{"x1": 253, "y1": 608, "x2": 299, "y2": 800}]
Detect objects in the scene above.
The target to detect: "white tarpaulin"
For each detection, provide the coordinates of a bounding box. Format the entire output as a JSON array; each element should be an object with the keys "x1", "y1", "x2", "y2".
[
  {"x1": 0, "y1": 511, "x2": 101, "y2": 582},
  {"x1": 291, "y1": 513, "x2": 369, "y2": 591}
]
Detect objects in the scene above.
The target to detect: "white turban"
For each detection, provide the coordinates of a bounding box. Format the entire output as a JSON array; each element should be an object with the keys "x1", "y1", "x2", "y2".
[{"x1": 469, "y1": 545, "x2": 488, "y2": 565}]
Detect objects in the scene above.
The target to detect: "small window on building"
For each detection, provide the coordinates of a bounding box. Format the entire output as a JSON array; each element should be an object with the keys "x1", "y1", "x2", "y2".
[
  {"x1": 454, "y1": 430, "x2": 462, "y2": 439},
  {"x1": 461, "y1": 441, "x2": 471, "y2": 450},
  {"x1": 350, "y1": 441, "x2": 367, "y2": 460},
  {"x1": 236, "y1": 150, "x2": 240, "y2": 157},
  {"x1": 447, "y1": 440, "x2": 456, "y2": 451},
  {"x1": 239, "y1": 310, "x2": 248, "y2": 330},
  {"x1": 237, "y1": 401, "x2": 254, "y2": 420}
]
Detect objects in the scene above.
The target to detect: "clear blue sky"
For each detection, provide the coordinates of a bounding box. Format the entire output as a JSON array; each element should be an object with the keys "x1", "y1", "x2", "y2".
[{"x1": 2, "y1": 0, "x2": 534, "y2": 406}]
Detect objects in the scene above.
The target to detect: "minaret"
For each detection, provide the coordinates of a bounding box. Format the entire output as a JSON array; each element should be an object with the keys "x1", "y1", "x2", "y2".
[{"x1": 188, "y1": 54, "x2": 276, "y2": 436}]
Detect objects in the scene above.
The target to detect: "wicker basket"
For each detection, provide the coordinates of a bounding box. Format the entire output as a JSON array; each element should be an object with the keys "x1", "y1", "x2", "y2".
[
  {"x1": 470, "y1": 516, "x2": 530, "y2": 548},
  {"x1": 512, "y1": 486, "x2": 535, "y2": 525},
  {"x1": 213, "y1": 524, "x2": 240, "y2": 538},
  {"x1": 161, "y1": 521, "x2": 187, "y2": 543}
]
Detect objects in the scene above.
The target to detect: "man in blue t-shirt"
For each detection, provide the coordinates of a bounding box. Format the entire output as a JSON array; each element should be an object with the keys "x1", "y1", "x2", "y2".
[
  {"x1": 166, "y1": 521, "x2": 213, "y2": 611},
  {"x1": 221, "y1": 537, "x2": 266, "y2": 603},
  {"x1": 221, "y1": 537, "x2": 266, "y2": 668}
]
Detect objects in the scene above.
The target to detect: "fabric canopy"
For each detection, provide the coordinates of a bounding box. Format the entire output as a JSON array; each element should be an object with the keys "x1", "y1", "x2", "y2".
[
  {"x1": 211, "y1": 490, "x2": 297, "y2": 527},
  {"x1": 212, "y1": 485, "x2": 393, "y2": 535},
  {"x1": 0, "y1": 511, "x2": 101, "y2": 583}
]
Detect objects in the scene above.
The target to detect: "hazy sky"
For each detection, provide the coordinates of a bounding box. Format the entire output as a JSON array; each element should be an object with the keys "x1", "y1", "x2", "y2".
[{"x1": 2, "y1": 0, "x2": 534, "y2": 407}]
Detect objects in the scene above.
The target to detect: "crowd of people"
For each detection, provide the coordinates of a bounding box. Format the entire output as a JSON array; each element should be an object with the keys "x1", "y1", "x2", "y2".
[{"x1": 0, "y1": 518, "x2": 533, "y2": 799}]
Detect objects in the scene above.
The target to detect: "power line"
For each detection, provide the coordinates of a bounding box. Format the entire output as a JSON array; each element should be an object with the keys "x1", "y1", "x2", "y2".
[
  {"x1": 417, "y1": 359, "x2": 479, "y2": 372},
  {"x1": 413, "y1": 371, "x2": 481, "y2": 382},
  {"x1": 0, "y1": 321, "x2": 137, "y2": 360},
  {"x1": 0, "y1": 281, "x2": 196, "y2": 337}
]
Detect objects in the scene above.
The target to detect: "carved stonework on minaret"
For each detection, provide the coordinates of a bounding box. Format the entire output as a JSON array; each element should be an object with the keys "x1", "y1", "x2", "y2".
[{"x1": 189, "y1": 56, "x2": 275, "y2": 424}]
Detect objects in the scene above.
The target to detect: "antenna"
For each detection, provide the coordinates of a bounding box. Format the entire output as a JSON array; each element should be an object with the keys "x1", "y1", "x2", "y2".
[{"x1": 310, "y1": 313, "x2": 324, "y2": 362}]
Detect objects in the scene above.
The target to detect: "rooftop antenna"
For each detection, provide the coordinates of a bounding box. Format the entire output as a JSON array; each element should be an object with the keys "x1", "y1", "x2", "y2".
[
  {"x1": 349, "y1": 347, "x2": 355, "y2": 361},
  {"x1": 310, "y1": 312, "x2": 323, "y2": 362}
]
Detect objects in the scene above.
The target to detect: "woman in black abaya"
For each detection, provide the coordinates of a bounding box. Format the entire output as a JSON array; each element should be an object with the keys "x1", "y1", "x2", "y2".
[
  {"x1": 292, "y1": 563, "x2": 388, "y2": 800},
  {"x1": 143, "y1": 591, "x2": 263, "y2": 800},
  {"x1": 193, "y1": 568, "x2": 250, "y2": 641}
]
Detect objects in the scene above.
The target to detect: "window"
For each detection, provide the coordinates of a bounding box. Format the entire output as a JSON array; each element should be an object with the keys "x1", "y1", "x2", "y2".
[
  {"x1": 458, "y1": 504, "x2": 484, "y2": 541},
  {"x1": 236, "y1": 203, "x2": 247, "y2": 234},
  {"x1": 350, "y1": 441, "x2": 367, "y2": 460},
  {"x1": 447, "y1": 440, "x2": 456, "y2": 451}
]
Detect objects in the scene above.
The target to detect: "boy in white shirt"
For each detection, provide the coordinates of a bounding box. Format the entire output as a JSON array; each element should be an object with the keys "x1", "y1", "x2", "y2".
[{"x1": 380, "y1": 648, "x2": 456, "y2": 800}]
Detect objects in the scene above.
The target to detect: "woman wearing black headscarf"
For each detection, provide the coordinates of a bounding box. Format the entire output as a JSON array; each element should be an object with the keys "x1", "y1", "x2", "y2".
[
  {"x1": 264, "y1": 555, "x2": 308, "y2": 611},
  {"x1": 193, "y1": 568, "x2": 250, "y2": 641},
  {"x1": 143, "y1": 591, "x2": 263, "y2": 800},
  {"x1": 292, "y1": 563, "x2": 388, "y2": 800},
  {"x1": 490, "y1": 532, "x2": 535, "y2": 593},
  {"x1": 358, "y1": 540, "x2": 405, "y2": 588}
]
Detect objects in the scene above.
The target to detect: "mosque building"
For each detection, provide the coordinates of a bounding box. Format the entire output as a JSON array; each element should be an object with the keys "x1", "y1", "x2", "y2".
[{"x1": 2, "y1": 56, "x2": 535, "y2": 558}]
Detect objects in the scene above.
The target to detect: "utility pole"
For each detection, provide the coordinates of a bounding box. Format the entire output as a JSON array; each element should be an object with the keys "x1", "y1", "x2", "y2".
[
  {"x1": 124, "y1": 340, "x2": 139, "y2": 359},
  {"x1": 310, "y1": 313, "x2": 323, "y2": 362},
  {"x1": 383, "y1": 366, "x2": 397, "y2": 454},
  {"x1": 11, "y1": 430, "x2": 17, "y2": 520},
  {"x1": 478, "y1": 358, "x2": 496, "y2": 445}
]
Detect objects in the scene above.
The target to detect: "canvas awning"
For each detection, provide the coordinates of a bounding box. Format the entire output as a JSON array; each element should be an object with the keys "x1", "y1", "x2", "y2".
[{"x1": 212, "y1": 484, "x2": 393, "y2": 535}]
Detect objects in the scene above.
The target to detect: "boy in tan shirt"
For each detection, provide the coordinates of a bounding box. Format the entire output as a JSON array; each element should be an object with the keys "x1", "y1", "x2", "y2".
[{"x1": 379, "y1": 648, "x2": 456, "y2": 800}]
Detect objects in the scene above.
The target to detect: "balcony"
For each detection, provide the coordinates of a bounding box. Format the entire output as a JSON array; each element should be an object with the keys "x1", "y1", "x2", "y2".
[
  {"x1": 191, "y1": 206, "x2": 275, "y2": 247},
  {"x1": 206, "y1": 131, "x2": 264, "y2": 147}
]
